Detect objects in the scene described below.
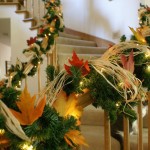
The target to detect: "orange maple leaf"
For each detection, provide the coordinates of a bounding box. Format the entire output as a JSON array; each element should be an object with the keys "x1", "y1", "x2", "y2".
[
  {"x1": 64, "y1": 130, "x2": 88, "y2": 147},
  {"x1": 10, "y1": 87, "x2": 46, "y2": 125}
]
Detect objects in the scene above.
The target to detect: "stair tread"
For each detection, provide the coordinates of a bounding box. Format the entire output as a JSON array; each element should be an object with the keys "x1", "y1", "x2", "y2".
[
  {"x1": 0, "y1": 2, "x2": 19, "y2": 5},
  {"x1": 15, "y1": 10, "x2": 28, "y2": 13},
  {"x1": 59, "y1": 32, "x2": 82, "y2": 40},
  {"x1": 30, "y1": 25, "x2": 40, "y2": 30},
  {"x1": 56, "y1": 37, "x2": 97, "y2": 47},
  {"x1": 23, "y1": 18, "x2": 34, "y2": 21},
  {"x1": 56, "y1": 44, "x2": 107, "y2": 54}
]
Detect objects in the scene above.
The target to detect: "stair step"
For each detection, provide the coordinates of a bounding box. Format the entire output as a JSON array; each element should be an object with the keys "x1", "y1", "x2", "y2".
[
  {"x1": 0, "y1": 2, "x2": 18, "y2": 5},
  {"x1": 23, "y1": 18, "x2": 34, "y2": 22},
  {"x1": 0, "y1": 2, "x2": 20, "y2": 9},
  {"x1": 59, "y1": 32, "x2": 82, "y2": 40},
  {"x1": 30, "y1": 25, "x2": 40, "y2": 30},
  {"x1": 15, "y1": 10, "x2": 29, "y2": 18},
  {"x1": 56, "y1": 44, "x2": 107, "y2": 55},
  {"x1": 23, "y1": 18, "x2": 37, "y2": 26},
  {"x1": 56, "y1": 37, "x2": 97, "y2": 47}
]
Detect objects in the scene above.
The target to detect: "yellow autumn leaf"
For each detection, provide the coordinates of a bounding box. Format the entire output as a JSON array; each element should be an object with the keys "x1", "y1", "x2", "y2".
[
  {"x1": 10, "y1": 86, "x2": 46, "y2": 125},
  {"x1": 64, "y1": 130, "x2": 88, "y2": 147},
  {"x1": 129, "y1": 27, "x2": 147, "y2": 44},
  {"x1": 52, "y1": 90, "x2": 83, "y2": 119},
  {"x1": 41, "y1": 36, "x2": 48, "y2": 49}
]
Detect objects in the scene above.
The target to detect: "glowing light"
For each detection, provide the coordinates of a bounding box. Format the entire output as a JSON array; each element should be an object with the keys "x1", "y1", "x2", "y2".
[
  {"x1": 19, "y1": 81, "x2": 22, "y2": 86},
  {"x1": 80, "y1": 81, "x2": 83, "y2": 86},
  {"x1": 50, "y1": 27, "x2": 54, "y2": 32},
  {"x1": 0, "y1": 129, "x2": 5, "y2": 135},
  {"x1": 145, "y1": 52, "x2": 150, "y2": 58},
  {"x1": 118, "y1": 82, "x2": 124, "y2": 87},
  {"x1": 100, "y1": 68, "x2": 105, "y2": 73},
  {"x1": 22, "y1": 143, "x2": 33, "y2": 150},
  {"x1": 48, "y1": 33, "x2": 51, "y2": 36},
  {"x1": 116, "y1": 102, "x2": 120, "y2": 107},
  {"x1": 44, "y1": 34, "x2": 47, "y2": 37},
  {"x1": 38, "y1": 61, "x2": 41, "y2": 65},
  {"x1": 147, "y1": 65, "x2": 150, "y2": 71}
]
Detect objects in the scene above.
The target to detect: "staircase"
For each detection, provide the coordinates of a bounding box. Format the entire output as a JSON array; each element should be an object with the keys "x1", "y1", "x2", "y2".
[
  {"x1": 0, "y1": 0, "x2": 114, "y2": 74},
  {"x1": 0, "y1": 2, "x2": 115, "y2": 149}
]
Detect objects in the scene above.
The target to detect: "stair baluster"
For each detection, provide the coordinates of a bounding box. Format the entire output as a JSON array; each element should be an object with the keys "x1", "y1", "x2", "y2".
[
  {"x1": 148, "y1": 97, "x2": 150, "y2": 150},
  {"x1": 138, "y1": 101, "x2": 143, "y2": 150},
  {"x1": 124, "y1": 117, "x2": 130, "y2": 150}
]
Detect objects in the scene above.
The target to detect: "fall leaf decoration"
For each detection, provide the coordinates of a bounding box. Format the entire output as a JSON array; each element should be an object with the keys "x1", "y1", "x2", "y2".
[
  {"x1": 64, "y1": 130, "x2": 88, "y2": 148},
  {"x1": 10, "y1": 87, "x2": 46, "y2": 125},
  {"x1": 52, "y1": 90, "x2": 83, "y2": 119},
  {"x1": 41, "y1": 36, "x2": 49, "y2": 49},
  {"x1": 121, "y1": 50, "x2": 134, "y2": 74},
  {"x1": 27, "y1": 37, "x2": 37, "y2": 46},
  {"x1": 121, "y1": 50, "x2": 135, "y2": 88},
  {"x1": 129, "y1": 27, "x2": 147, "y2": 44},
  {"x1": 64, "y1": 51, "x2": 90, "y2": 76}
]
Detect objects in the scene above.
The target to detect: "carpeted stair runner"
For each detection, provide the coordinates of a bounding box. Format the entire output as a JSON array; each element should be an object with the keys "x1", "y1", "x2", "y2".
[{"x1": 56, "y1": 33, "x2": 108, "y2": 70}]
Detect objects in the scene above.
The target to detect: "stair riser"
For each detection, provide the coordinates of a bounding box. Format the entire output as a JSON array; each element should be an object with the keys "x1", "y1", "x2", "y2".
[
  {"x1": 56, "y1": 37, "x2": 97, "y2": 47},
  {"x1": 56, "y1": 44, "x2": 107, "y2": 54}
]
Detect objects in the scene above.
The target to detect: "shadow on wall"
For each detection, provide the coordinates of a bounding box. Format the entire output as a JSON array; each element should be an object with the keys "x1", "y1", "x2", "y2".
[{"x1": 89, "y1": 0, "x2": 121, "y2": 40}]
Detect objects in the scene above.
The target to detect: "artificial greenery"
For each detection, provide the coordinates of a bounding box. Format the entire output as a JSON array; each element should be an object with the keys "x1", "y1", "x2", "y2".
[
  {"x1": 120, "y1": 35, "x2": 126, "y2": 42},
  {"x1": 46, "y1": 65, "x2": 57, "y2": 82},
  {"x1": 0, "y1": 87, "x2": 21, "y2": 110},
  {"x1": 5, "y1": 106, "x2": 79, "y2": 150},
  {"x1": 0, "y1": 114, "x2": 5, "y2": 129}
]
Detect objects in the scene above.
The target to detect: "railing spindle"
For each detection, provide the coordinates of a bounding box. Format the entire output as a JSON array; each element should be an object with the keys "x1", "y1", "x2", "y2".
[
  {"x1": 104, "y1": 111, "x2": 111, "y2": 150},
  {"x1": 38, "y1": 0, "x2": 41, "y2": 23},
  {"x1": 24, "y1": 0, "x2": 27, "y2": 10},
  {"x1": 38, "y1": 62, "x2": 41, "y2": 93},
  {"x1": 124, "y1": 117, "x2": 130, "y2": 150},
  {"x1": 137, "y1": 101, "x2": 143, "y2": 150},
  {"x1": 30, "y1": 0, "x2": 34, "y2": 18},
  {"x1": 148, "y1": 96, "x2": 150, "y2": 150}
]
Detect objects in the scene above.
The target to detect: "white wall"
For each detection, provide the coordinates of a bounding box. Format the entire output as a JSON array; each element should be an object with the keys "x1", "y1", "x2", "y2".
[
  {"x1": 62, "y1": 0, "x2": 140, "y2": 43},
  {"x1": 0, "y1": 43, "x2": 11, "y2": 78},
  {"x1": 0, "y1": 5, "x2": 45, "y2": 95}
]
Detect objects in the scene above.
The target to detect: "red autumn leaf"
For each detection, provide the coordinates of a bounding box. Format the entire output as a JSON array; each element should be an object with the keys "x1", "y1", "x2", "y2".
[
  {"x1": 121, "y1": 50, "x2": 134, "y2": 73},
  {"x1": 39, "y1": 27, "x2": 44, "y2": 34},
  {"x1": 27, "y1": 37, "x2": 37, "y2": 46},
  {"x1": 108, "y1": 44, "x2": 114, "y2": 49},
  {"x1": 64, "y1": 51, "x2": 90, "y2": 76}
]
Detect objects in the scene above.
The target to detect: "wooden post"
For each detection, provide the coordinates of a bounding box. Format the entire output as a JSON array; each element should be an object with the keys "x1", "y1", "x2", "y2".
[
  {"x1": 123, "y1": 117, "x2": 130, "y2": 150},
  {"x1": 104, "y1": 111, "x2": 111, "y2": 150},
  {"x1": 148, "y1": 98, "x2": 150, "y2": 150},
  {"x1": 50, "y1": 53, "x2": 53, "y2": 65},
  {"x1": 137, "y1": 101, "x2": 143, "y2": 150},
  {"x1": 38, "y1": 63, "x2": 41, "y2": 94}
]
